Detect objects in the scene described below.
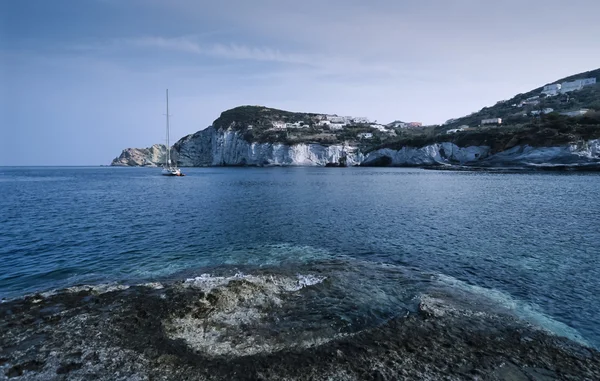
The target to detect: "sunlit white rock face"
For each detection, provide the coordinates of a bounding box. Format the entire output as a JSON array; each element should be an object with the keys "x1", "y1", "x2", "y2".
[
  {"x1": 113, "y1": 132, "x2": 600, "y2": 168},
  {"x1": 362, "y1": 143, "x2": 491, "y2": 166},
  {"x1": 362, "y1": 139, "x2": 600, "y2": 167},
  {"x1": 171, "y1": 127, "x2": 363, "y2": 166},
  {"x1": 111, "y1": 144, "x2": 166, "y2": 167}
]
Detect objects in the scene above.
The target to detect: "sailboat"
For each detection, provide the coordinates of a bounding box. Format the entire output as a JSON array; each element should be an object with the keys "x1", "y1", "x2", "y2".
[{"x1": 161, "y1": 89, "x2": 184, "y2": 176}]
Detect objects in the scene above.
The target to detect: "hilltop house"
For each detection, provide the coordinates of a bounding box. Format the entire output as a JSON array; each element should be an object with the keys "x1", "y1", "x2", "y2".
[
  {"x1": 542, "y1": 83, "x2": 561, "y2": 96},
  {"x1": 446, "y1": 127, "x2": 467, "y2": 134},
  {"x1": 482, "y1": 118, "x2": 502, "y2": 125},
  {"x1": 272, "y1": 121, "x2": 286, "y2": 130},
  {"x1": 328, "y1": 116, "x2": 347, "y2": 124},
  {"x1": 560, "y1": 78, "x2": 596, "y2": 93},
  {"x1": 351, "y1": 117, "x2": 370, "y2": 124},
  {"x1": 357, "y1": 132, "x2": 373, "y2": 139}
]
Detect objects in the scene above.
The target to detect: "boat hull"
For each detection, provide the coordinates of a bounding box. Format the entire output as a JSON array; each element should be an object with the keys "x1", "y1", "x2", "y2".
[{"x1": 161, "y1": 168, "x2": 184, "y2": 176}]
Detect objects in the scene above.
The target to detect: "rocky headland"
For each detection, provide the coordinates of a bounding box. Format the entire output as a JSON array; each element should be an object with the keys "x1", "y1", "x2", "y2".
[{"x1": 111, "y1": 69, "x2": 600, "y2": 170}]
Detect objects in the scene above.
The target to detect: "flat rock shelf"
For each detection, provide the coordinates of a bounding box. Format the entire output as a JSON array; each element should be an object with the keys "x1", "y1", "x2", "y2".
[{"x1": 1, "y1": 277, "x2": 599, "y2": 381}]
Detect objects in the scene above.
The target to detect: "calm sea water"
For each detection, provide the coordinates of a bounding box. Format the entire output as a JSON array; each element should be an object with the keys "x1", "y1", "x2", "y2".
[{"x1": 1, "y1": 167, "x2": 599, "y2": 348}]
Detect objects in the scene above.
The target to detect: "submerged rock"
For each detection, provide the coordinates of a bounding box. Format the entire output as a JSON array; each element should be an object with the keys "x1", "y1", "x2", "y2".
[{"x1": 1, "y1": 272, "x2": 598, "y2": 381}]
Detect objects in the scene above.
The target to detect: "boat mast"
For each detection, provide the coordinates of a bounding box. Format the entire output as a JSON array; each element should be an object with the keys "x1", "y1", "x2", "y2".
[{"x1": 166, "y1": 89, "x2": 170, "y2": 167}]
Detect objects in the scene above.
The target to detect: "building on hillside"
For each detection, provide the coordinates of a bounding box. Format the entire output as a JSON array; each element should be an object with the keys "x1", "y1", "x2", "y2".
[
  {"x1": 481, "y1": 118, "x2": 502, "y2": 125},
  {"x1": 531, "y1": 108, "x2": 554, "y2": 116},
  {"x1": 357, "y1": 132, "x2": 373, "y2": 139},
  {"x1": 328, "y1": 116, "x2": 347, "y2": 124},
  {"x1": 446, "y1": 127, "x2": 466, "y2": 134},
  {"x1": 542, "y1": 83, "x2": 561, "y2": 96},
  {"x1": 318, "y1": 120, "x2": 331, "y2": 127},
  {"x1": 272, "y1": 121, "x2": 286, "y2": 130},
  {"x1": 371, "y1": 124, "x2": 387, "y2": 132},
  {"x1": 519, "y1": 99, "x2": 540, "y2": 107},
  {"x1": 390, "y1": 122, "x2": 408, "y2": 128},
  {"x1": 352, "y1": 117, "x2": 370, "y2": 124},
  {"x1": 407, "y1": 122, "x2": 422, "y2": 128},
  {"x1": 560, "y1": 109, "x2": 589, "y2": 117},
  {"x1": 329, "y1": 123, "x2": 345, "y2": 130},
  {"x1": 560, "y1": 78, "x2": 597, "y2": 93}
]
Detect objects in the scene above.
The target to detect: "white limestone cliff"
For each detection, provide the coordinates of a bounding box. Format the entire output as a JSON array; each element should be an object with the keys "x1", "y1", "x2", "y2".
[
  {"x1": 111, "y1": 132, "x2": 600, "y2": 169},
  {"x1": 171, "y1": 127, "x2": 363, "y2": 166},
  {"x1": 361, "y1": 139, "x2": 600, "y2": 167}
]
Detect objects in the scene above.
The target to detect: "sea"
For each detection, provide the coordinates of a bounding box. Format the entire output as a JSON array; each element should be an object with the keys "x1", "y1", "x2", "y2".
[{"x1": 1, "y1": 166, "x2": 599, "y2": 349}]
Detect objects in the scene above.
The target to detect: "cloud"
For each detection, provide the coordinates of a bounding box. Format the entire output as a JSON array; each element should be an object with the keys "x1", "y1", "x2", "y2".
[{"x1": 118, "y1": 36, "x2": 312, "y2": 66}]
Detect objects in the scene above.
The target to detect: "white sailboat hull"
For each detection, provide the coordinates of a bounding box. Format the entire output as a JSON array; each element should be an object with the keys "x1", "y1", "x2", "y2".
[{"x1": 162, "y1": 167, "x2": 183, "y2": 176}]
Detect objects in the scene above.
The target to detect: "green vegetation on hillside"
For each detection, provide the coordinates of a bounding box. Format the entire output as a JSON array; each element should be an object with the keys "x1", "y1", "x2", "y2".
[
  {"x1": 445, "y1": 68, "x2": 600, "y2": 129},
  {"x1": 208, "y1": 68, "x2": 600, "y2": 152},
  {"x1": 212, "y1": 106, "x2": 384, "y2": 146},
  {"x1": 372, "y1": 112, "x2": 600, "y2": 153}
]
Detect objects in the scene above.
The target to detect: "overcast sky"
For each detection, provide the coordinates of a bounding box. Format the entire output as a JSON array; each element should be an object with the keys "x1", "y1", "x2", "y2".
[{"x1": 1, "y1": 0, "x2": 599, "y2": 165}]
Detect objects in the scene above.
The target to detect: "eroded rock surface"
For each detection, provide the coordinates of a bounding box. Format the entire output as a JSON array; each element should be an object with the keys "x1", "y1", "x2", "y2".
[{"x1": 1, "y1": 273, "x2": 599, "y2": 380}]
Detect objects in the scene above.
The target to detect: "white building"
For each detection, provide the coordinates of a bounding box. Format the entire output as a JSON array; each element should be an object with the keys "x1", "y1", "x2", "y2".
[
  {"x1": 371, "y1": 124, "x2": 387, "y2": 132},
  {"x1": 318, "y1": 120, "x2": 331, "y2": 127},
  {"x1": 389, "y1": 121, "x2": 407, "y2": 128},
  {"x1": 560, "y1": 78, "x2": 597, "y2": 94},
  {"x1": 328, "y1": 116, "x2": 347, "y2": 124},
  {"x1": 272, "y1": 121, "x2": 286, "y2": 130},
  {"x1": 481, "y1": 118, "x2": 502, "y2": 125},
  {"x1": 357, "y1": 132, "x2": 373, "y2": 139},
  {"x1": 329, "y1": 123, "x2": 345, "y2": 130},
  {"x1": 542, "y1": 83, "x2": 561, "y2": 96},
  {"x1": 351, "y1": 117, "x2": 370, "y2": 124},
  {"x1": 560, "y1": 109, "x2": 589, "y2": 117},
  {"x1": 446, "y1": 127, "x2": 466, "y2": 134},
  {"x1": 531, "y1": 108, "x2": 554, "y2": 116}
]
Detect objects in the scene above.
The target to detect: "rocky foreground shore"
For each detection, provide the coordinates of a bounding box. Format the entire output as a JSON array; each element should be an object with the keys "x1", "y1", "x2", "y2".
[{"x1": 1, "y1": 275, "x2": 599, "y2": 381}]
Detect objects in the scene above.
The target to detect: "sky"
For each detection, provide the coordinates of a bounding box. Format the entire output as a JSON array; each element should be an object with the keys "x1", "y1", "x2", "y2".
[{"x1": 1, "y1": 0, "x2": 599, "y2": 165}]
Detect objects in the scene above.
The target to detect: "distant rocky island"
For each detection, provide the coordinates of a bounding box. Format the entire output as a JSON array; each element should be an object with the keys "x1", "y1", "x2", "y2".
[{"x1": 112, "y1": 68, "x2": 600, "y2": 169}]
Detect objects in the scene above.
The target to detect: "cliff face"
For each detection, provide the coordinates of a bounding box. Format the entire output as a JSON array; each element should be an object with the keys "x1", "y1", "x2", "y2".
[
  {"x1": 171, "y1": 127, "x2": 363, "y2": 167},
  {"x1": 111, "y1": 144, "x2": 167, "y2": 167},
  {"x1": 362, "y1": 139, "x2": 600, "y2": 168},
  {"x1": 111, "y1": 136, "x2": 600, "y2": 168}
]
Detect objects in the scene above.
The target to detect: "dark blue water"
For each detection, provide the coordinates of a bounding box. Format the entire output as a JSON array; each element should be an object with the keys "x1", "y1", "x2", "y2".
[{"x1": 1, "y1": 167, "x2": 599, "y2": 348}]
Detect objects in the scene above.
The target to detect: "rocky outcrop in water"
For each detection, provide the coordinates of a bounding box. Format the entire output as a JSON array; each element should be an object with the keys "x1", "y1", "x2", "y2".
[
  {"x1": 1, "y1": 274, "x2": 599, "y2": 380},
  {"x1": 111, "y1": 144, "x2": 167, "y2": 167}
]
